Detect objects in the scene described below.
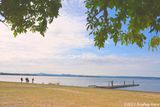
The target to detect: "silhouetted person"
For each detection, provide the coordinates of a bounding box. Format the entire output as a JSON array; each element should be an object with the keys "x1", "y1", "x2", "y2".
[
  {"x1": 25, "y1": 78, "x2": 29, "y2": 83},
  {"x1": 124, "y1": 81, "x2": 126, "y2": 85},
  {"x1": 32, "y1": 78, "x2": 34, "y2": 84},
  {"x1": 20, "y1": 77, "x2": 23, "y2": 83}
]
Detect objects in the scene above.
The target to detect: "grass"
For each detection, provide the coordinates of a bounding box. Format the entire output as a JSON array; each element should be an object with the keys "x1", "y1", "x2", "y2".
[{"x1": 0, "y1": 82, "x2": 160, "y2": 107}]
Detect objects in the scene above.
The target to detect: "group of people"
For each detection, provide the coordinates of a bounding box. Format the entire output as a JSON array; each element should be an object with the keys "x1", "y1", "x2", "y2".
[{"x1": 20, "y1": 77, "x2": 34, "y2": 83}]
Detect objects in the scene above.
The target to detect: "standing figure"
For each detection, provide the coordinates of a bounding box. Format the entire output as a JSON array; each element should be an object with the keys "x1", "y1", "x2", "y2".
[
  {"x1": 32, "y1": 78, "x2": 34, "y2": 84},
  {"x1": 25, "y1": 77, "x2": 29, "y2": 83},
  {"x1": 20, "y1": 77, "x2": 23, "y2": 83}
]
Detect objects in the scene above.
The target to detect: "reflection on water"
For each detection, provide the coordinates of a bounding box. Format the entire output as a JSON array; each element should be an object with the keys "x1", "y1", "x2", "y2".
[{"x1": 0, "y1": 75, "x2": 160, "y2": 92}]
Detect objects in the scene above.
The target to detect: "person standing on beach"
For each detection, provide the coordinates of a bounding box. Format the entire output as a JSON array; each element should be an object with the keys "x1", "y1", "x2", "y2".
[
  {"x1": 25, "y1": 78, "x2": 29, "y2": 83},
  {"x1": 32, "y1": 78, "x2": 34, "y2": 84},
  {"x1": 20, "y1": 77, "x2": 23, "y2": 83}
]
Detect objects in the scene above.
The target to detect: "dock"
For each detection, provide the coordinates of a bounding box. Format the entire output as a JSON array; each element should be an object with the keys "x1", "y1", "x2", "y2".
[
  {"x1": 88, "y1": 84, "x2": 139, "y2": 89},
  {"x1": 88, "y1": 80, "x2": 140, "y2": 89}
]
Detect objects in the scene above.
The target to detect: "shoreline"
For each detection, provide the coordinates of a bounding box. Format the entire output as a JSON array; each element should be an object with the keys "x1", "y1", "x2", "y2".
[
  {"x1": 1, "y1": 73, "x2": 160, "y2": 79},
  {"x1": 1, "y1": 75, "x2": 160, "y2": 93},
  {"x1": 1, "y1": 81, "x2": 160, "y2": 94}
]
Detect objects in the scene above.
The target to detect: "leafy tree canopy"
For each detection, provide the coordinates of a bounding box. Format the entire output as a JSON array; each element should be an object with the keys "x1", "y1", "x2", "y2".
[
  {"x1": 85, "y1": 0, "x2": 160, "y2": 50},
  {"x1": 0, "y1": 0, "x2": 160, "y2": 50},
  {"x1": 0, "y1": 0, "x2": 61, "y2": 36}
]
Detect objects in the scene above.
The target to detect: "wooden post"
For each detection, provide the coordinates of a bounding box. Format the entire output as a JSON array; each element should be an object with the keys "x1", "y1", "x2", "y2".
[
  {"x1": 111, "y1": 81, "x2": 113, "y2": 87},
  {"x1": 108, "y1": 81, "x2": 110, "y2": 86},
  {"x1": 133, "y1": 80, "x2": 134, "y2": 85}
]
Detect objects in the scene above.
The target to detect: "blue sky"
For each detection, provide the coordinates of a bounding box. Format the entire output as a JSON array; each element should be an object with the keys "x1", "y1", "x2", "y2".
[{"x1": 0, "y1": 0, "x2": 160, "y2": 77}]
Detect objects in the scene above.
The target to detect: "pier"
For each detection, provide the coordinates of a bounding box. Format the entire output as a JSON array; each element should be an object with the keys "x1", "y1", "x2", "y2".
[{"x1": 88, "y1": 80, "x2": 140, "y2": 89}]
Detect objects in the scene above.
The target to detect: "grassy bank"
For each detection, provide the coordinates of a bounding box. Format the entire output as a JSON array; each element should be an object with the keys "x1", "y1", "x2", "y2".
[{"x1": 0, "y1": 82, "x2": 160, "y2": 107}]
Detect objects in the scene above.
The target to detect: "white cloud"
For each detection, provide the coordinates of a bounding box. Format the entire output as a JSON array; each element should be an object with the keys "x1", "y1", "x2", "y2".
[
  {"x1": 0, "y1": 0, "x2": 94, "y2": 74},
  {"x1": 43, "y1": 53, "x2": 160, "y2": 76},
  {"x1": 0, "y1": 8, "x2": 92, "y2": 63}
]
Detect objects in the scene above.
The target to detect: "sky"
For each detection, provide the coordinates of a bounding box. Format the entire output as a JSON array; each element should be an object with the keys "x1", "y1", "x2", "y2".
[{"x1": 0, "y1": 0, "x2": 160, "y2": 77}]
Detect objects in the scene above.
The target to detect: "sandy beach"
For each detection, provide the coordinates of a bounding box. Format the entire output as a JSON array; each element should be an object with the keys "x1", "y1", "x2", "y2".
[{"x1": 0, "y1": 82, "x2": 160, "y2": 107}]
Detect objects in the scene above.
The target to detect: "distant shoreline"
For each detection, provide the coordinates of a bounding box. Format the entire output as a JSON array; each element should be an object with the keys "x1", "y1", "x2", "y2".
[{"x1": 0, "y1": 72, "x2": 160, "y2": 80}]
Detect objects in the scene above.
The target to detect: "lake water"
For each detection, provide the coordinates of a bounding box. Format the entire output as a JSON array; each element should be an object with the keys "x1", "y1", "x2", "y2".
[{"x1": 0, "y1": 75, "x2": 160, "y2": 92}]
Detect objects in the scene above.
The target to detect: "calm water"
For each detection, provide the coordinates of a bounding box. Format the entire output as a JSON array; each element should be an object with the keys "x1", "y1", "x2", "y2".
[{"x1": 0, "y1": 75, "x2": 160, "y2": 92}]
